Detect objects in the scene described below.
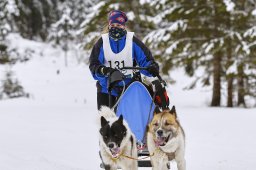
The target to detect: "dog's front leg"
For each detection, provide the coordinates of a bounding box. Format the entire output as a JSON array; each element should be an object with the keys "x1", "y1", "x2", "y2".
[
  {"x1": 175, "y1": 149, "x2": 186, "y2": 170},
  {"x1": 151, "y1": 150, "x2": 169, "y2": 170},
  {"x1": 121, "y1": 160, "x2": 137, "y2": 170},
  {"x1": 102, "y1": 164, "x2": 117, "y2": 170},
  {"x1": 151, "y1": 159, "x2": 159, "y2": 170},
  {"x1": 130, "y1": 160, "x2": 138, "y2": 170},
  {"x1": 123, "y1": 164, "x2": 137, "y2": 170},
  {"x1": 177, "y1": 160, "x2": 186, "y2": 170},
  {"x1": 160, "y1": 154, "x2": 169, "y2": 170},
  {"x1": 100, "y1": 156, "x2": 117, "y2": 170}
]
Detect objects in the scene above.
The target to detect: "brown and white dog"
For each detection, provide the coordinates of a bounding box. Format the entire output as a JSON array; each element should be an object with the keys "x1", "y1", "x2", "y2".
[{"x1": 147, "y1": 106, "x2": 186, "y2": 170}]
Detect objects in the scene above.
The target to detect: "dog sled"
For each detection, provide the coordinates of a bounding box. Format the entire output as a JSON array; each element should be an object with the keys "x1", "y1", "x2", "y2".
[{"x1": 100, "y1": 67, "x2": 166, "y2": 168}]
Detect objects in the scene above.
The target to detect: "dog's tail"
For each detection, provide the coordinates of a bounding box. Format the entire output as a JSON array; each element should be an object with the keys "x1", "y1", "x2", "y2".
[{"x1": 99, "y1": 106, "x2": 116, "y2": 119}]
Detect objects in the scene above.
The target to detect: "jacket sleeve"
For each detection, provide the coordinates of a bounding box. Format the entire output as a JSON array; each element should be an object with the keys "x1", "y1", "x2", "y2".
[
  {"x1": 89, "y1": 38, "x2": 105, "y2": 80},
  {"x1": 133, "y1": 36, "x2": 157, "y2": 76}
]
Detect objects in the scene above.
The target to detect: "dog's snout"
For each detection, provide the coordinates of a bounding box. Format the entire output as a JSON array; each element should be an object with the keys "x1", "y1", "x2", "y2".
[
  {"x1": 108, "y1": 142, "x2": 114, "y2": 149},
  {"x1": 157, "y1": 130, "x2": 163, "y2": 136}
]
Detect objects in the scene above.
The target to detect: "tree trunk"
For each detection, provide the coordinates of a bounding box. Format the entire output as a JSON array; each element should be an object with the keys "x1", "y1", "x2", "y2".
[
  {"x1": 211, "y1": 52, "x2": 221, "y2": 106},
  {"x1": 226, "y1": 10, "x2": 234, "y2": 107},
  {"x1": 211, "y1": 1, "x2": 222, "y2": 107},
  {"x1": 227, "y1": 76, "x2": 233, "y2": 107},
  {"x1": 237, "y1": 64, "x2": 246, "y2": 107}
]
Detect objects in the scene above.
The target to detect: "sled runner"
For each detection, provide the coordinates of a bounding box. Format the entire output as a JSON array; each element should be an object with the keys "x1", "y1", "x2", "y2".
[{"x1": 100, "y1": 67, "x2": 166, "y2": 168}]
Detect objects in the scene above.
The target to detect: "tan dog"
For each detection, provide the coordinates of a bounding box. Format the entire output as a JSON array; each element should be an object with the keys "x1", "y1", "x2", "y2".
[{"x1": 147, "y1": 106, "x2": 186, "y2": 170}]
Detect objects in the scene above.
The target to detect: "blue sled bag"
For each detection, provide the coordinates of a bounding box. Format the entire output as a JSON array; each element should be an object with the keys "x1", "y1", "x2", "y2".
[{"x1": 116, "y1": 81, "x2": 155, "y2": 143}]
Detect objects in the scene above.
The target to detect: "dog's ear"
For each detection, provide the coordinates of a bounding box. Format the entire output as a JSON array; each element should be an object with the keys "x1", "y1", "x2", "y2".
[
  {"x1": 99, "y1": 128, "x2": 103, "y2": 135},
  {"x1": 154, "y1": 106, "x2": 161, "y2": 115},
  {"x1": 117, "y1": 114, "x2": 123, "y2": 124},
  {"x1": 101, "y1": 116, "x2": 108, "y2": 127},
  {"x1": 169, "y1": 106, "x2": 177, "y2": 118}
]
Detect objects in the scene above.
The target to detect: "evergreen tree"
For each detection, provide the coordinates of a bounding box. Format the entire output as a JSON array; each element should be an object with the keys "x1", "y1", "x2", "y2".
[
  {"x1": 76, "y1": 0, "x2": 99, "y2": 47},
  {"x1": 0, "y1": 0, "x2": 19, "y2": 40},
  {"x1": 0, "y1": 1, "x2": 11, "y2": 41},
  {"x1": 145, "y1": 0, "x2": 256, "y2": 107},
  {"x1": 0, "y1": 69, "x2": 28, "y2": 99},
  {"x1": 48, "y1": 5, "x2": 75, "y2": 66},
  {"x1": 224, "y1": 0, "x2": 256, "y2": 107},
  {"x1": 59, "y1": 0, "x2": 98, "y2": 29},
  {"x1": 14, "y1": 0, "x2": 58, "y2": 40},
  {"x1": 144, "y1": 0, "x2": 224, "y2": 106},
  {"x1": 0, "y1": 0, "x2": 19, "y2": 64},
  {"x1": 237, "y1": 0, "x2": 256, "y2": 107}
]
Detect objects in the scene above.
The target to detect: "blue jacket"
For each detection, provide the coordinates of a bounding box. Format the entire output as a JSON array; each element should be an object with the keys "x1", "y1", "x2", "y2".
[{"x1": 89, "y1": 34, "x2": 156, "y2": 96}]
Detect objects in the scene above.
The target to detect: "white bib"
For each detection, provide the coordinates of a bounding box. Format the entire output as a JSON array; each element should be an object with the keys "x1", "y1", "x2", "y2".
[{"x1": 102, "y1": 32, "x2": 134, "y2": 77}]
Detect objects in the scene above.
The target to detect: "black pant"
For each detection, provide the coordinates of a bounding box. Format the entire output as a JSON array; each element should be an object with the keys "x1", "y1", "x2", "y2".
[{"x1": 97, "y1": 92, "x2": 117, "y2": 110}]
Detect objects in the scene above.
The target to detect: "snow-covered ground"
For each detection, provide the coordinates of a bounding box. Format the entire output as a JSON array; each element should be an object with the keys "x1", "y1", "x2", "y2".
[{"x1": 0, "y1": 35, "x2": 256, "y2": 170}]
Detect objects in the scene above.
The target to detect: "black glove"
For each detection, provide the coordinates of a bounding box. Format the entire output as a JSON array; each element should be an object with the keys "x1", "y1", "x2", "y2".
[
  {"x1": 98, "y1": 66, "x2": 116, "y2": 76},
  {"x1": 147, "y1": 62, "x2": 159, "y2": 77}
]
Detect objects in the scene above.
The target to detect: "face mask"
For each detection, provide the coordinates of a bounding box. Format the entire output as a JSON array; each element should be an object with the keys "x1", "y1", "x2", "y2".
[{"x1": 109, "y1": 27, "x2": 127, "y2": 41}]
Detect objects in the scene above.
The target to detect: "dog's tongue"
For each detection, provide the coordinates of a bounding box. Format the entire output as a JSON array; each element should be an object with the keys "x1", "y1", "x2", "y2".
[
  {"x1": 156, "y1": 137, "x2": 166, "y2": 146},
  {"x1": 111, "y1": 147, "x2": 121, "y2": 158}
]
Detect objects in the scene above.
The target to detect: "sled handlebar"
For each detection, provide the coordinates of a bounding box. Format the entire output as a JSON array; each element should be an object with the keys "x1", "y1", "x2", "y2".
[{"x1": 120, "y1": 67, "x2": 166, "y2": 86}]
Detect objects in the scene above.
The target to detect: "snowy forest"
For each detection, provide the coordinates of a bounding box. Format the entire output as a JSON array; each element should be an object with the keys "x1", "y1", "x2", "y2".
[
  {"x1": 1, "y1": 1, "x2": 256, "y2": 170},
  {"x1": 1, "y1": 0, "x2": 256, "y2": 108}
]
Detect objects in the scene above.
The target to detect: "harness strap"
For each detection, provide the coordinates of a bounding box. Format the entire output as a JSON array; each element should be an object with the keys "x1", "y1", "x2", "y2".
[
  {"x1": 112, "y1": 148, "x2": 159, "y2": 161},
  {"x1": 121, "y1": 152, "x2": 154, "y2": 160}
]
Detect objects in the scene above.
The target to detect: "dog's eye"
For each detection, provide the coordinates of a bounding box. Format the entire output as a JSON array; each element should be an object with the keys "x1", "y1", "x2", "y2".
[
  {"x1": 123, "y1": 132, "x2": 126, "y2": 136},
  {"x1": 153, "y1": 123, "x2": 159, "y2": 126},
  {"x1": 104, "y1": 135, "x2": 108, "y2": 139},
  {"x1": 165, "y1": 122, "x2": 170, "y2": 126}
]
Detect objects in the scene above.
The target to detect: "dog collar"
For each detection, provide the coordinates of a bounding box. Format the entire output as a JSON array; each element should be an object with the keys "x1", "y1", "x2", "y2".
[
  {"x1": 110, "y1": 149, "x2": 124, "y2": 162},
  {"x1": 111, "y1": 155, "x2": 121, "y2": 161}
]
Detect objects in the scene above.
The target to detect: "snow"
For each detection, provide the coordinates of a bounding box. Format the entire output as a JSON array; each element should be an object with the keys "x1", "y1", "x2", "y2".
[
  {"x1": 53, "y1": 8, "x2": 74, "y2": 29},
  {"x1": 80, "y1": 1, "x2": 105, "y2": 28},
  {"x1": 226, "y1": 61, "x2": 237, "y2": 75},
  {"x1": 166, "y1": 41, "x2": 179, "y2": 55},
  {"x1": 109, "y1": 3, "x2": 119, "y2": 10},
  {"x1": 143, "y1": 20, "x2": 186, "y2": 46},
  {"x1": 223, "y1": 0, "x2": 235, "y2": 12},
  {"x1": 168, "y1": 20, "x2": 187, "y2": 32},
  {"x1": 6, "y1": 0, "x2": 19, "y2": 16},
  {"x1": 203, "y1": 42, "x2": 214, "y2": 53},
  {"x1": 3, "y1": 23, "x2": 11, "y2": 32},
  {"x1": 252, "y1": 9, "x2": 256, "y2": 16},
  {"x1": 153, "y1": 6, "x2": 180, "y2": 25},
  {"x1": 143, "y1": 29, "x2": 166, "y2": 45},
  {"x1": 1, "y1": 35, "x2": 256, "y2": 170},
  {"x1": 7, "y1": 34, "x2": 44, "y2": 56},
  {"x1": 127, "y1": 12, "x2": 135, "y2": 21},
  {"x1": 139, "y1": 0, "x2": 151, "y2": 5},
  {"x1": 244, "y1": 26, "x2": 256, "y2": 49},
  {"x1": 244, "y1": 26, "x2": 256, "y2": 38}
]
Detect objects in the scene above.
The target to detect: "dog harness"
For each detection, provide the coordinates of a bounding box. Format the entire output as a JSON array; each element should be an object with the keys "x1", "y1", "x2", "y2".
[{"x1": 102, "y1": 32, "x2": 134, "y2": 78}]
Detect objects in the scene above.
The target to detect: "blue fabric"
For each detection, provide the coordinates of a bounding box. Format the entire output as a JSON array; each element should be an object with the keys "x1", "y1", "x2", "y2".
[
  {"x1": 92, "y1": 35, "x2": 153, "y2": 96},
  {"x1": 116, "y1": 82, "x2": 155, "y2": 142}
]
